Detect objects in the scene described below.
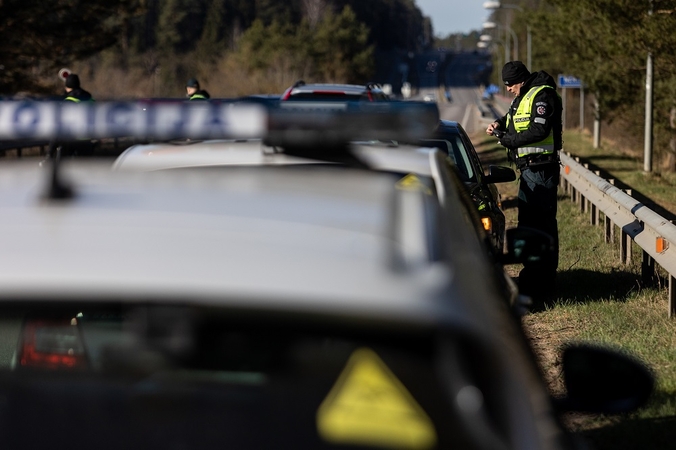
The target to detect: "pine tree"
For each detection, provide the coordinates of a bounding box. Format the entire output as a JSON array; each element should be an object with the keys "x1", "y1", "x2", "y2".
[{"x1": 0, "y1": 0, "x2": 143, "y2": 94}]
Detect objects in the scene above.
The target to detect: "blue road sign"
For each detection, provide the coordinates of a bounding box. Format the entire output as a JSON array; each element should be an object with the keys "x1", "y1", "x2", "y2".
[{"x1": 558, "y1": 74, "x2": 582, "y2": 88}]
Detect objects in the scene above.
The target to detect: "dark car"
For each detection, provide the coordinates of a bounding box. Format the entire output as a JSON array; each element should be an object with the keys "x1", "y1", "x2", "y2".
[
  {"x1": 278, "y1": 86, "x2": 513, "y2": 251},
  {"x1": 420, "y1": 120, "x2": 515, "y2": 253}
]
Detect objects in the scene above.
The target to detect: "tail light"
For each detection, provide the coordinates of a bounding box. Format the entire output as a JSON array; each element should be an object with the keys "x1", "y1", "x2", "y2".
[{"x1": 18, "y1": 318, "x2": 88, "y2": 370}]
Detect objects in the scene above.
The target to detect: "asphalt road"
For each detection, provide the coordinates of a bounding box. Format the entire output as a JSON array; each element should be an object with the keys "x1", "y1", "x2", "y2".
[{"x1": 411, "y1": 51, "x2": 496, "y2": 135}]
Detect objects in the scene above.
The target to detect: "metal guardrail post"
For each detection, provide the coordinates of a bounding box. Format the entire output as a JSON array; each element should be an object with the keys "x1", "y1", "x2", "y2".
[
  {"x1": 621, "y1": 227, "x2": 630, "y2": 264},
  {"x1": 642, "y1": 251, "x2": 657, "y2": 286},
  {"x1": 623, "y1": 190, "x2": 634, "y2": 264},
  {"x1": 605, "y1": 215, "x2": 613, "y2": 243},
  {"x1": 670, "y1": 277, "x2": 676, "y2": 318}
]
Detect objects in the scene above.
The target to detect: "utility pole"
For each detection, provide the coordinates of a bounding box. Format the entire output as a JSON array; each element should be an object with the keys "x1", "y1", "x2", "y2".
[
  {"x1": 644, "y1": 0, "x2": 654, "y2": 172},
  {"x1": 483, "y1": 2, "x2": 531, "y2": 67}
]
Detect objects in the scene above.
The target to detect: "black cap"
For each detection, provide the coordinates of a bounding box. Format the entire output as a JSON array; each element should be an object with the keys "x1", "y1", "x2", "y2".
[
  {"x1": 65, "y1": 74, "x2": 80, "y2": 89},
  {"x1": 502, "y1": 61, "x2": 530, "y2": 86},
  {"x1": 186, "y1": 78, "x2": 200, "y2": 88}
]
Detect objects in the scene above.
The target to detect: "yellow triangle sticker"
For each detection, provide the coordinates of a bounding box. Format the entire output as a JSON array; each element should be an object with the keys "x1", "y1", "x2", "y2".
[
  {"x1": 316, "y1": 348, "x2": 437, "y2": 450},
  {"x1": 396, "y1": 174, "x2": 432, "y2": 195}
]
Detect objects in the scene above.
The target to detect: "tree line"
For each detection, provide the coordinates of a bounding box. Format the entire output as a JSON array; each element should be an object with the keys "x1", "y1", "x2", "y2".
[
  {"x1": 493, "y1": 0, "x2": 676, "y2": 171},
  {"x1": 0, "y1": 0, "x2": 430, "y2": 97}
]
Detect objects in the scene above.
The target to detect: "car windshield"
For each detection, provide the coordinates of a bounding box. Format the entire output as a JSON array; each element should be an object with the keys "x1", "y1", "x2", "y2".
[{"x1": 0, "y1": 304, "x2": 489, "y2": 450}]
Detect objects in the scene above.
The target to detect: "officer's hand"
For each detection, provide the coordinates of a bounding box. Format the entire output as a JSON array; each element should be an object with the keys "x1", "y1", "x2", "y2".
[{"x1": 486, "y1": 122, "x2": 499, "y2": 135}]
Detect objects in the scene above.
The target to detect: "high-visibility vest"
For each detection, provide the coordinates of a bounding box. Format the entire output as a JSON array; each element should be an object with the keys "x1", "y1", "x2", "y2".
[
  {"x1": 506, "y1": 85, "x2": 557, "y2": 158},
  {"x1": 65, "y1": 97, "x2": 95, "y2": 103}
]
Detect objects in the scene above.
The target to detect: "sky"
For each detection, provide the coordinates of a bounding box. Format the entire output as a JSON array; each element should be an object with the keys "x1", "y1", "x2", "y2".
[{"x1": 415, "y1": 0, "x2": 487, "y2": 36}]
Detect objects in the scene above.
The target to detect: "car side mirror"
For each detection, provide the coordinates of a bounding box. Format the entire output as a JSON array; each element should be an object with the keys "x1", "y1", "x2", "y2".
[
  {"x1": 483, "y1": 165, "x2": 516, "y2": 184},
  {"x1": 555, "y1": 344, "x2": 654, "y2": 414},
  {"x1": 499, "y1": 227, "x2": 555, "y2": 265}
]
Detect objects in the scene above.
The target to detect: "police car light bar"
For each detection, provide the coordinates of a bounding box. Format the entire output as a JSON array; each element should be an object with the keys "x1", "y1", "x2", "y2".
[
  {"x1": 0, "y1": 101, "x2": 267, "y2": 141},
  {"x1": 0, "y1": 100, "x2": 439, "y2": 143},
  {"x1": 266, "y1": 101, "x2": 439, "y2": 147}
]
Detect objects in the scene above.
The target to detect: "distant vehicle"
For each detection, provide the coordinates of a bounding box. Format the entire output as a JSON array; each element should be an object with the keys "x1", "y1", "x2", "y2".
[
  {"x1": 281, "y1": 80, "x2": 390, "y2": 102},
  {"x1": 482, "y1": 84, "x2": 500, "y2": 101},
  {"x1": 425, "y1": 61, "x2": 438, "y2": 73},
  {"x1": 423, "y1": 94, "x2": 436, "y2": 102}
]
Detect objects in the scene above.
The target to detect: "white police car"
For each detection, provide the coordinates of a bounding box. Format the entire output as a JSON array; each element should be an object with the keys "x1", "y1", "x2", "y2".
[{"x1": 0, "y1": 101, "x2": 653, "y2": 450}]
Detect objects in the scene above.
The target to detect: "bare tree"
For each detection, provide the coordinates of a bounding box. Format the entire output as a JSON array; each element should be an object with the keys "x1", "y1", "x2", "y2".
[{"x1": 302, "y1": 0, "x2": 328, "y2": 28}]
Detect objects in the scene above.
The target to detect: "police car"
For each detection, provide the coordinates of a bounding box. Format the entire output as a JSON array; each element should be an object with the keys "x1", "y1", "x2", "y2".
[
  {"x1": 0, "y1": 101, "x2": 654, "y2": 450},
  {"x1": 112, "y1": 118, "x2": 513, "y2": 253}
]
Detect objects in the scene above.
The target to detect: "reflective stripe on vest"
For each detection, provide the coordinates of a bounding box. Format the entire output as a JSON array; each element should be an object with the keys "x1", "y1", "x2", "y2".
[
  {"x1": 65, "y1": 97, "x2": 94, "y2": 103},
  {"x1": 508, "y1": 85, "x2": 556, "y2": 158},
  {"x1": 189, "y1": 94, "x2": 208, "y2": 101}
]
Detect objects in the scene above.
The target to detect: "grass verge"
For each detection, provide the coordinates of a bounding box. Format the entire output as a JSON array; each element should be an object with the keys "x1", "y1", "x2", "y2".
[{"x1": 473, "y1": 130, "x2": 676, "y2": 450}]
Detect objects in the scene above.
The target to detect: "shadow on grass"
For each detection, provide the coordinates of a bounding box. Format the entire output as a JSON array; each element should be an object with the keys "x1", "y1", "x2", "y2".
[
  {"x1": 582, "y1": 418, "x2": 676, "y2": 450},
  {"x1": 579, "y1": 390, "x2": 676, "y2": 450},
  {"x1": 522, "y1": 268, "x2": 643, "y2": 313},
  {"x1": 501, "y1": 196, "x2": 518, "y2": 211},
  {"x1": 555, "y1": 268, "x2": 641, "y2": 305}
]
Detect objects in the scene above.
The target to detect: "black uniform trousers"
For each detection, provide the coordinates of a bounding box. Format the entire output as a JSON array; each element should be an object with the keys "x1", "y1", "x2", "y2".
[{"x1": 516, "y1": 159, "x2": 560, "y2": 300}]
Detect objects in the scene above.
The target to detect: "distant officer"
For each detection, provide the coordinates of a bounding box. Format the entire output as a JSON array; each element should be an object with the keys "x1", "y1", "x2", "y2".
[
  {"x1": 486, "y1": 61, "x2": 563, "y2": 302},
  {"x1": 186, "y1": 78, "x2": 210, "y2": 101},
  {"x1": 64, "y1": 74, "x2": 94, "y2": 103},
  {"x1": 61, "y1": 74, "x2": 95, "y2": 157}
]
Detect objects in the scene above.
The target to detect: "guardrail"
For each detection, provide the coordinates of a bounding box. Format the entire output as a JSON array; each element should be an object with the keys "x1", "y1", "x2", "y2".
[
  {"x1": 0, "y1": 139, "x2": 49, "y2": 157},
  {"x1": 560, "y1": 151, "x2": 676, "y2": 317}
]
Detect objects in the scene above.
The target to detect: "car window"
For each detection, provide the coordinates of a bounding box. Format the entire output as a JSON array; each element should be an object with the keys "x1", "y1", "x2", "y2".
[
  {"x1": 457, "y1": 130, "x2": 488, "y2": 182},
  {"x1": 420, "y1": 138, "x2": 475, "y2": 181},
  {"x1": 0, "y1": 307, "x2": 492, "y2": 449}
]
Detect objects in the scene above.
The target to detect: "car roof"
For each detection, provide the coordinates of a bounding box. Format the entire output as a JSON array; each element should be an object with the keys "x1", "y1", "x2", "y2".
[
  {"x1": 113, "y1": 139, "x2": 436, "y2": 175},
  {"x1": 0, "y1": 160, "x2": 501, "y2": 330},
  {"x1": 438, "y1": 119, "x2": 462, "y2": 133}
]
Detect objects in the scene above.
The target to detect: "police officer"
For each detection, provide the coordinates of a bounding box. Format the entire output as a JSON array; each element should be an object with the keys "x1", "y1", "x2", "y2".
[
  {"x1": 486, "y1": 61, "x2": 562, "y2": 302},
  {"x1": 61, "y1": 74, "x2": 95, "y2": 156},
  {"x1": 64, "y1": 74, "x2": 94, "y2": 103},
  {"x1": 186, "y1": 78, "x2": 210, "y2": 101}
]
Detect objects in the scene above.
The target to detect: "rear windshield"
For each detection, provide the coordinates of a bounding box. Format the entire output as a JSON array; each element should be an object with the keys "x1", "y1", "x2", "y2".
[
  {"x1": 0, "y1": 306, "x2": 491, "y2": 450},
  {"x1": 286, "y1": 92, "x2": 368, "y2": 102}
]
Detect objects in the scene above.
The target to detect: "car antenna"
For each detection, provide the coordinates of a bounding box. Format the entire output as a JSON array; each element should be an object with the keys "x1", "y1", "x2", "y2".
[{"x1": 43, "y1": 140, "x2": 75, "y2": 200}]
